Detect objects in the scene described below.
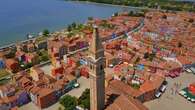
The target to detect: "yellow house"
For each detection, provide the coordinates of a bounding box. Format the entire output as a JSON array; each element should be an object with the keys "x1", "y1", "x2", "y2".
[{"x1": 30, "y1": 66, "x2": 44, "y2": 81}]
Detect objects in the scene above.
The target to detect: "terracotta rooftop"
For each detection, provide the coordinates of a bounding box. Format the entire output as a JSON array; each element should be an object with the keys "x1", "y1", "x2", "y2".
[
  {"x1": 5, "y1": 58, "x2": 17, "y2": 66},
  {"x1": 109, "y1": 80, "x2": 143, "y2": 98},
  {"x1": 0, "y1": 84, "x2": 15, "y2": 95},
  {"x1": 140, "y1": 74, "x2": 165, "y2": 93},
  {"x1": 106, "y1": 94, "x2": 148, "y2": 110}
]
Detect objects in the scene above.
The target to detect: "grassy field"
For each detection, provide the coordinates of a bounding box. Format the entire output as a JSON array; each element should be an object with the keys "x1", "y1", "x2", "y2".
[
  {"x1": 35, "y1": 36, "x2": 47, "y2": 44},
  {"x1": 0, "y1": 69, "x2": 10, "y2": 78},
  {"x1": 0, "y1": 69, "x2": 11, "y2": 85}
]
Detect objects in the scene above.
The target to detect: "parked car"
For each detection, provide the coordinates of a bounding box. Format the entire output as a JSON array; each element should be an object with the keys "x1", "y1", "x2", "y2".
[
  {"x1": 160, "y1": 85, "x2": 167, "y2": 92},
  {"x1": 190, "y1": 67, "x2": 195, "y2": 74},
  {"x1": 109, "y1": 64, "x2": 114, "y2": 68},
  {"x1": 155, "y1": 91, "x2": 162, "y2": 98},
  {"x1": 73, "y1": 83, "x2": 80, "y2": 88},
  {"x1": 185, "y1": 68, "x2": 192, "y2": 73}
]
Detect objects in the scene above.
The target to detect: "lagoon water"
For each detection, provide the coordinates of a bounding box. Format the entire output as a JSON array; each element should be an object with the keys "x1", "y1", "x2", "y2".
[{"x1": 0, "y1": 0, "x2": 133, "y2": 46}]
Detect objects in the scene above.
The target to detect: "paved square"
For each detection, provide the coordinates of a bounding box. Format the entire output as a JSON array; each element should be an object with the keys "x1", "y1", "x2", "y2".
[
  {"x1": 144, "y1": 72, "x2": 195, "y2": 110},
  {"x1": 67, "y1": 76, "x2": 90, "y2": 98},
  {"x1": 40, "y1": 63, "x2": 52, "y2": 76}
]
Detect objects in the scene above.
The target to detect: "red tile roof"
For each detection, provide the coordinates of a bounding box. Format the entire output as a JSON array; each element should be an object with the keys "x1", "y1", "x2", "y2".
[
  {"x1": 106, "y1": 95, "x2": 148, "y2": 110},
  {"x1": 109, "y1": 80, "x2": 143, "y2": 98}
]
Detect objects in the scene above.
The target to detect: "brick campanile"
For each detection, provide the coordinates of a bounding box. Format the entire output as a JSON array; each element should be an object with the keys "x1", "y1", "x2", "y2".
[{"x1": 88, "y1": 25, "x2": 105, "y2": 110}]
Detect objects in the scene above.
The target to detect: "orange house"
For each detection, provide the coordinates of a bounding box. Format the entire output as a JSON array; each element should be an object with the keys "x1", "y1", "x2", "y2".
[
  {"x1": 51, "y1": 66, "x2": 64, "y2": 77},
  {"x1": 5, "y1": 59, "x2": 20, "y2": 73}
]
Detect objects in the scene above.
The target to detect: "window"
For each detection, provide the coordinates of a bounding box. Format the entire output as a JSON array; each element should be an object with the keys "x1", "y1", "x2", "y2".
[{"x1": 100, "y1": 65, "x2": 103, "y2": 70}]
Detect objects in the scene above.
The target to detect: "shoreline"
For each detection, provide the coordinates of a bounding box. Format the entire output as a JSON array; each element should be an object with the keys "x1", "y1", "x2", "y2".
[
  {"x1": 0, "y1": 0, "x2": 186, "y2": 50},
  {"x1": 0, "y1": 1, "x2": 134, "y2": 51},
  {"x1": 71, "y1": 1, "x2": 150, "y2": 10},
  {"x1": 71, "y1": 0, "x2": 193, "y2": 12},
  {"x1": 0, "y1": 1, "x2": 144, "y2": 50},
  {"x1": 0, "y1": 27, "x2": 69, "y2": 51},
  {"x1": 0, "y1": 0, "x2": 158, "y2": 50}
]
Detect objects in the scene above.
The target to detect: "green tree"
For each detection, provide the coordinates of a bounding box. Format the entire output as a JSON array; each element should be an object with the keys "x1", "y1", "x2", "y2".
[
  {"x1": 67, "y1": 25, "x2": 72, "y2": 32},
  {"x1": 36, "y1": 50, "x2": 42, "y2": 56},
  {"x1": 60, "y1": 95, "x2": 77, "y2": 110},
  {"x1": 114, "y1": 12, "x2": 118, "y2": 16},
  {"x1": 43, "y1": 29, "x2": 49, "y2": 36},
  {"x1": 26, "y1": 62, "x2": 33, "y2": 69},
  {"x1": 71, "y1": 22, "x2": 77, "y2": 29},
  {"x1": 58, "y1": 107, "x2": 62, "y2": 110},
  {"x1": 78, "y1": 89, "x2": 90, "y2": 109},
  {"x1": 75, "y1": 0, "x2": 195, "y2": 12},
  {"x1": 41, "y1": 54, "x2": 49, "y2": 62},
  {"x1": 88, "y1": 17, "x2": 93, "y2": 21}
]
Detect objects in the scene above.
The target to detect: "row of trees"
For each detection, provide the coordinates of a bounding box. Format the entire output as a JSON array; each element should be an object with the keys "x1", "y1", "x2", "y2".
[
  {"x1": 78, "y1": 89, "x2": 90, "y2": 109},
  {"x1": 67, "y1": 22, "x2": 85, "y2": 32},
  {"x1": 60, "y1": 95, "x2": 77, "y2": 110},
  {"x1": 37, "y1": 50, "x2": 49, "y2": 62},
  {"x1": 43, "y1": 29, "x2": 50, "y2": 36},
  {"x1": 59, "y1": 89, "x2": 90, "y2": 110},
  {"x1": 100, "y1": 20, "x2": 115, "y2": 29},
  {"x1": 74, "y1": 0, "x2": 195, "y2": 12},
  {"x1": 128, "y1": 11, "x2": 145, "y2": 17}
]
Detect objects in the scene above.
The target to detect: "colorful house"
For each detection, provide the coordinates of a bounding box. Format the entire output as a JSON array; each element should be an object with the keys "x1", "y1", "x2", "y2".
[
  {"x1": 48, "y1": 78, "x2": 69, "y2": 99},
  {"x1": 5, "y1": 59, "x2": 20, "y2": 73},
  {"x1": 0, "y1": 84, "x2": 16, "y2": 98},
  {"x1": 0, "y1": 58, "x2": 5, "y2": 69},
  {"x1": 29, "y1": 87, "x2": 57, "y2": 109},
  {"x1": 79, "y1": 66, "x2": 89, "y2": 78},
  {"x1": 15, "y1": 51, "x2": 25, "y2": 62},
  {"x1": 105, "y1": 52, "x2": 120, "y2": 67},
  {"x1": 35, "y1": 40, "x2": 47, "y2": 50},
  {"x1": 30, "y1": 67, "x2": 44, "y2": 81},
  {"x1": 25, "y1": 53, "x2": 39, "y2": 65},
  {"x1": 26, "y1": 43, "x2": 36, "y2": 53},
  {"x1": 0, "y1": 95, "x2": 18, "y2": 110},
  {"x1": 17, "y1": 76, "x2": 32, "y2": 88},
  {"x1": 16, "y1": 90, "x2": 30, "y2": 106},
  {"x1": 48, "y1": 39, "x2": 68, "y2": 60},
  {"x1": 51, "y1": 66, "x2": 64, "y2": 77}
]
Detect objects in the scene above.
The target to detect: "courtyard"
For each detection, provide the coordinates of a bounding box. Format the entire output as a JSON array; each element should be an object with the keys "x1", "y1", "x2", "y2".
[
  {"x1": 144, "y1": 72, "x2": 195, "y2": 110},
  {"x1": 40, "y1": 63, "x2": 52, "y2": 76}
]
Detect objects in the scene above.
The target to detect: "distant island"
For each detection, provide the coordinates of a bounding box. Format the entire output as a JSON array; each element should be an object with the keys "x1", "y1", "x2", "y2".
[{"x1": 72, "y1": 0, "x2": 195, "y2": 12}]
